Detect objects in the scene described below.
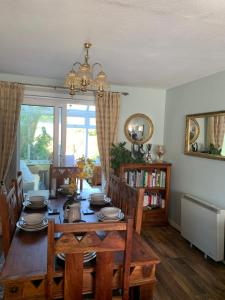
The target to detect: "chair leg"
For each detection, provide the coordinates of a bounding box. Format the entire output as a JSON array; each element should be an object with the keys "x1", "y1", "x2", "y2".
[{"x1": 129, "y1": 286, "x2": 140, "y2": 300}]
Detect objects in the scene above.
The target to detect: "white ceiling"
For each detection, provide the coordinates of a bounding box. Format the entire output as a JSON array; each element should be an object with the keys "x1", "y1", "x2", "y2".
[{"x1": 1, "y1": 0, "x2": 225, "y2": 89}]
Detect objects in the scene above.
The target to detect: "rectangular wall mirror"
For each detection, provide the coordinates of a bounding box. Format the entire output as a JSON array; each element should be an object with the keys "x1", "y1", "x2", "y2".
[{"x1": 185, "y1": 111, "x2": 225, "y2": 161}]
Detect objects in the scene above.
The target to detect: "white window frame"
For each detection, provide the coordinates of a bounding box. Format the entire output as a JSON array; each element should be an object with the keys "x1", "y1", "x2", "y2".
[{"x1": 66, "y1": 104, "x2": 97, "y2": 158}]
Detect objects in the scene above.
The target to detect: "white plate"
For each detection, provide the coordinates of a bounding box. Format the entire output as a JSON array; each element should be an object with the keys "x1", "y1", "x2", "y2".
[
  {"x1": 97, "y1": 211, "x2": 124, "y2": 220},
  {"x1": 16, "y1": 219, "x2": 48, "y2": 231},
  {"x1": 18, "y1": 219, "x2": 48, "y2": 229},
  {"x1": 57, "y1": 252, "x2": 96, "y2": 263},
  {"x1": 96, "y1": 211, "x2": 124, "y2": 222},
  {"x1": 23, "y1": 200, "x2": 48, "y2": 209}
]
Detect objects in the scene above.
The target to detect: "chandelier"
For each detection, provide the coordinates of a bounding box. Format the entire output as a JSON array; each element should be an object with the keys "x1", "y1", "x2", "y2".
[{"x1": 64, "y1": 43, "x2": 109, "y2": 96}]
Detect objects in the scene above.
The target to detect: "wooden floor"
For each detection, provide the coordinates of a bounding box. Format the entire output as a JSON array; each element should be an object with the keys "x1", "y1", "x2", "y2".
[{"x1": 142, "y1": 225, "x2": 225, "y2": 300}]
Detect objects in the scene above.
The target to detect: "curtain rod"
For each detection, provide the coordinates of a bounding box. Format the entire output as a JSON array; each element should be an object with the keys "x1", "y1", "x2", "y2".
[{"x1": 20, "y1": 82, "x2": 129, "y2": 96}]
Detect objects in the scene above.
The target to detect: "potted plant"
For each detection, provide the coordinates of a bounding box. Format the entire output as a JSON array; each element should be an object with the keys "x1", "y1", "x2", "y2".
[{"x1": 110, "y1": 142, "x2": 144, "y2": 174}]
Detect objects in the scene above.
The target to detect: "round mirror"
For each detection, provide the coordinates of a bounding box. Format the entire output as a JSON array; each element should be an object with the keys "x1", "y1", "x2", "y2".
[
  {"x1": 189, "y1": 118, "x2": 200, "y2": 144},
  {"x1": 124, "y1": 113, "x2": 154, "y2": 144}
]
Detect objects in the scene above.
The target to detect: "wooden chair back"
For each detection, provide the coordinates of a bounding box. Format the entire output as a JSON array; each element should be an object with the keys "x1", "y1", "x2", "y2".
[
  {"x1": 107, "y1": 175, "x2": 122, "y2": 208},
  {"x1": 47, "y1": 218, "x2": 133, "y2": 300},
  {"x1": 119, "y1": 181, "x2": 144, "y2": 235},
  {"x1": 49, "y1": 166, "x2": 83, "y2": 193},
  {"x1": 0, "y1": 185, "x2": 19, "y2": 257},
  {"x1": 107, "y1": 175, "x2": 144, "y2": 234},
  {"x1": 12, "y1": 171, "x2": 24, "y2": 216}
]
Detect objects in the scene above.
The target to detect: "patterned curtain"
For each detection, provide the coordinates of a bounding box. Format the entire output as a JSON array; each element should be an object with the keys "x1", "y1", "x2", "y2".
[
  {"x1": 95, "y1": 92, "x2": 120, "y2": 185},
  {"x1": 207, "y1": 115, "x2": 225, "y2": 149},
  {"x1": 0, "y1": 82, "x2": 24, "y2": 183}
]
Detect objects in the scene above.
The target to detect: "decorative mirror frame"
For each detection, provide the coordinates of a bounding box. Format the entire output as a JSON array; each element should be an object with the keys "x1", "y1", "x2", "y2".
[
  {"x1": 124, "y1": 113, "x2": 154, "y2": 145},
  {"x1": 185, "y1": 110, "x2": 225, "y2": 161}
]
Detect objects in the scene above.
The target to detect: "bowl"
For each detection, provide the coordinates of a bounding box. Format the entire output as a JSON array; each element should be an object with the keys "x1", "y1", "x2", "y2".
[
  {"x1": 100, "y1": 207, "x2": 121, "y2": 218},
  {"x1": 23, "y1": 213, "x2": 45, "y2": 225},
  {"x1": 90, "y1": 193, "x2": 105, "y2": 200},
  {"x1": 28, "y1": 196, "x2": 45, "y2": 204}
]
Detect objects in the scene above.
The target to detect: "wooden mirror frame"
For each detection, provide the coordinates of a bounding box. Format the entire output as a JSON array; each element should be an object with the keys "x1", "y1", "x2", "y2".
[
  {"x1": 185, "y1": 110, "x2": 225, "y2": 161},
  {"x1": 124, "y1": 113, "x2": 154, "y2": 145}
]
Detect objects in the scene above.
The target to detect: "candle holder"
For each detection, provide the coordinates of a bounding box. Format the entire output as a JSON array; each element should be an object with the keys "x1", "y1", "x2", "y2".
[
  {"x1": 156, "y1": 145, "x2": 165, "y2": 162},
  {"x1": 145, "y1": 144, "x2": 152, "y2": 163}
]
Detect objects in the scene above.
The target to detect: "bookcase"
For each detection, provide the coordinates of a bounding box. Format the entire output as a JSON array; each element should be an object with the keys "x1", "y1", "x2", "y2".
[{"x1": 119, "y1": 162, "x2": 171, "y2": 226}]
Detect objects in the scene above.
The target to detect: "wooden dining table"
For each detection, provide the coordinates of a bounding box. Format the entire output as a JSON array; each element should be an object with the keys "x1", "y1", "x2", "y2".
[{"x1": 0, "y1": 185, "x2": 160, "y2": 300}]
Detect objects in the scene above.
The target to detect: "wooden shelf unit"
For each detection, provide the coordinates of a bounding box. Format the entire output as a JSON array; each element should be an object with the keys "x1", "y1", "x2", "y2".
[{"x1": 119, "y1": 162, "x2": 171, "y2": 226}]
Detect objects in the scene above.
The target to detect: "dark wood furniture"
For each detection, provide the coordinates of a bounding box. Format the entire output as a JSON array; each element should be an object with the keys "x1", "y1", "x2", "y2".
[
  {"x1": 0, "y1": 185, "x2": 20, "y2": 257},
  {"x1": 47, "y1": 218, "x2": 133, "y2": 300},
  {"x1": 107, "y1": 175, "x2": 144, "y2": 234},
  {"x1": 12, "y1": 171, "x2": 24, "y2": 216},
  {"x1": 0, "y1": 187, "x2": 160, "y2": 300},
  {"x1": 91, "y1": 166, "x2": 102, "y2": 186},
  {"x1": 119, "y1": 163, "x2": 171, "y2": 226},
  {"x1": 49, "y1": 166, "x2": 83, "y2": 192}
]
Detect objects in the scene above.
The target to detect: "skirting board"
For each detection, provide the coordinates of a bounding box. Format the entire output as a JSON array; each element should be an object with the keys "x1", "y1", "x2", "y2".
[{"x1": 168, "y1": 218, "x2": 181, "y2": 232}]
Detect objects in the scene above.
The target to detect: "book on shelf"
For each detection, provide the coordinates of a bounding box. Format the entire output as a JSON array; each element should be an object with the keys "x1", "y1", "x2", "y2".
[
  {"x1": 143, "y1": 192, "x2": 165, "y2": 209},
  {"x1": 124, "y1": 169, "x2": 166, "y2": 188}
]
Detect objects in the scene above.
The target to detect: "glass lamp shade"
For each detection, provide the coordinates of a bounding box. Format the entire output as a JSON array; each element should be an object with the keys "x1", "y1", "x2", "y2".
[
  {"x1": 64, "y1": 69, "x2": 80, "y2": 96},
  {"x1": 94, "y1": 70, "x2": 109, "y2": 92},
  {"x1": 64, "y1": 69, "x2": 77, "y2": 87}
]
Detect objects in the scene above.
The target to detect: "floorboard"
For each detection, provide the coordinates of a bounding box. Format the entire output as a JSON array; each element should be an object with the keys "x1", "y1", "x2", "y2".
[{"x1": 142, "y1": 225, "x2": 225, "y2": 300}]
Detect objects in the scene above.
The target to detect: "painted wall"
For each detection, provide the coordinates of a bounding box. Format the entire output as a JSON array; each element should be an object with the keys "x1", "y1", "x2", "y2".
[
  {"x1": 164, "y1": 71, "x2": 225, "y2": 228},
  {"x1": 114, "y1": 84, "x2": 166, "y2": 157}
]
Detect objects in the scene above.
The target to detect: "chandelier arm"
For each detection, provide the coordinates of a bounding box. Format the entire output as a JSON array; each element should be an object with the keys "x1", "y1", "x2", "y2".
[
  {"x1": 72, "y1": 62, "x2": 81, "y2": 70},
  {"x1": 92, "y1": 62, "x2": 103, "y2": 71}
]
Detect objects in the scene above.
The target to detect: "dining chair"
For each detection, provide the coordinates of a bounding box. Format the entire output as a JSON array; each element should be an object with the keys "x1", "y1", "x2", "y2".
[
  {"x1": 107, "y1": 175, "x2": 122, "y2": 208},
  {"x1": 49, "y1": 165, "x2": 83, "y2": 194},
  {"x1": 47, "y1": 218, "x2": 133, "y2": 300},
  {"x1": 12, "y1": 171, "x2": 24, "y2": 216},
  {"x1": 107, "y1": 175, "x2": 144, "y2": 234},
  {"x1": 0, "y1": 185, "x2": 19, "y2": 258}
]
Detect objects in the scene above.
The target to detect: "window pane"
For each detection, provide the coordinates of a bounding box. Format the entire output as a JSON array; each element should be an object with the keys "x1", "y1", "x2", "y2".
[
  {"x1": 20, "y1": 104, "x2": 54, "y2": 192},
  {"x1": 88, "y1": 129, "x2": 99, "y2": 162},
  {"x1": 66, "y1": 128, "x2": 86, "y2": 159},
  {"x1": 67, "y1": 116, "x2": 85, "y2": 125},
  {"x1": 20, "y1": 105, "x2": 54, "y2": 161},
  {"x1": 89, "y1": 105, "x2": 96, "y2": 111},
  {"x1": 67, "y1": 104, "x2": 87, "y2": 111},
  {"x1": 90, "y1": 118, "x2": 96, "y2": 126}
]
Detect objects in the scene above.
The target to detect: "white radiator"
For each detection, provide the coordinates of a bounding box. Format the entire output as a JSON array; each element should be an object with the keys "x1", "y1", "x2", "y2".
[{"x1": 181, "y1": 194, "x2": 225, "y2": 262}]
